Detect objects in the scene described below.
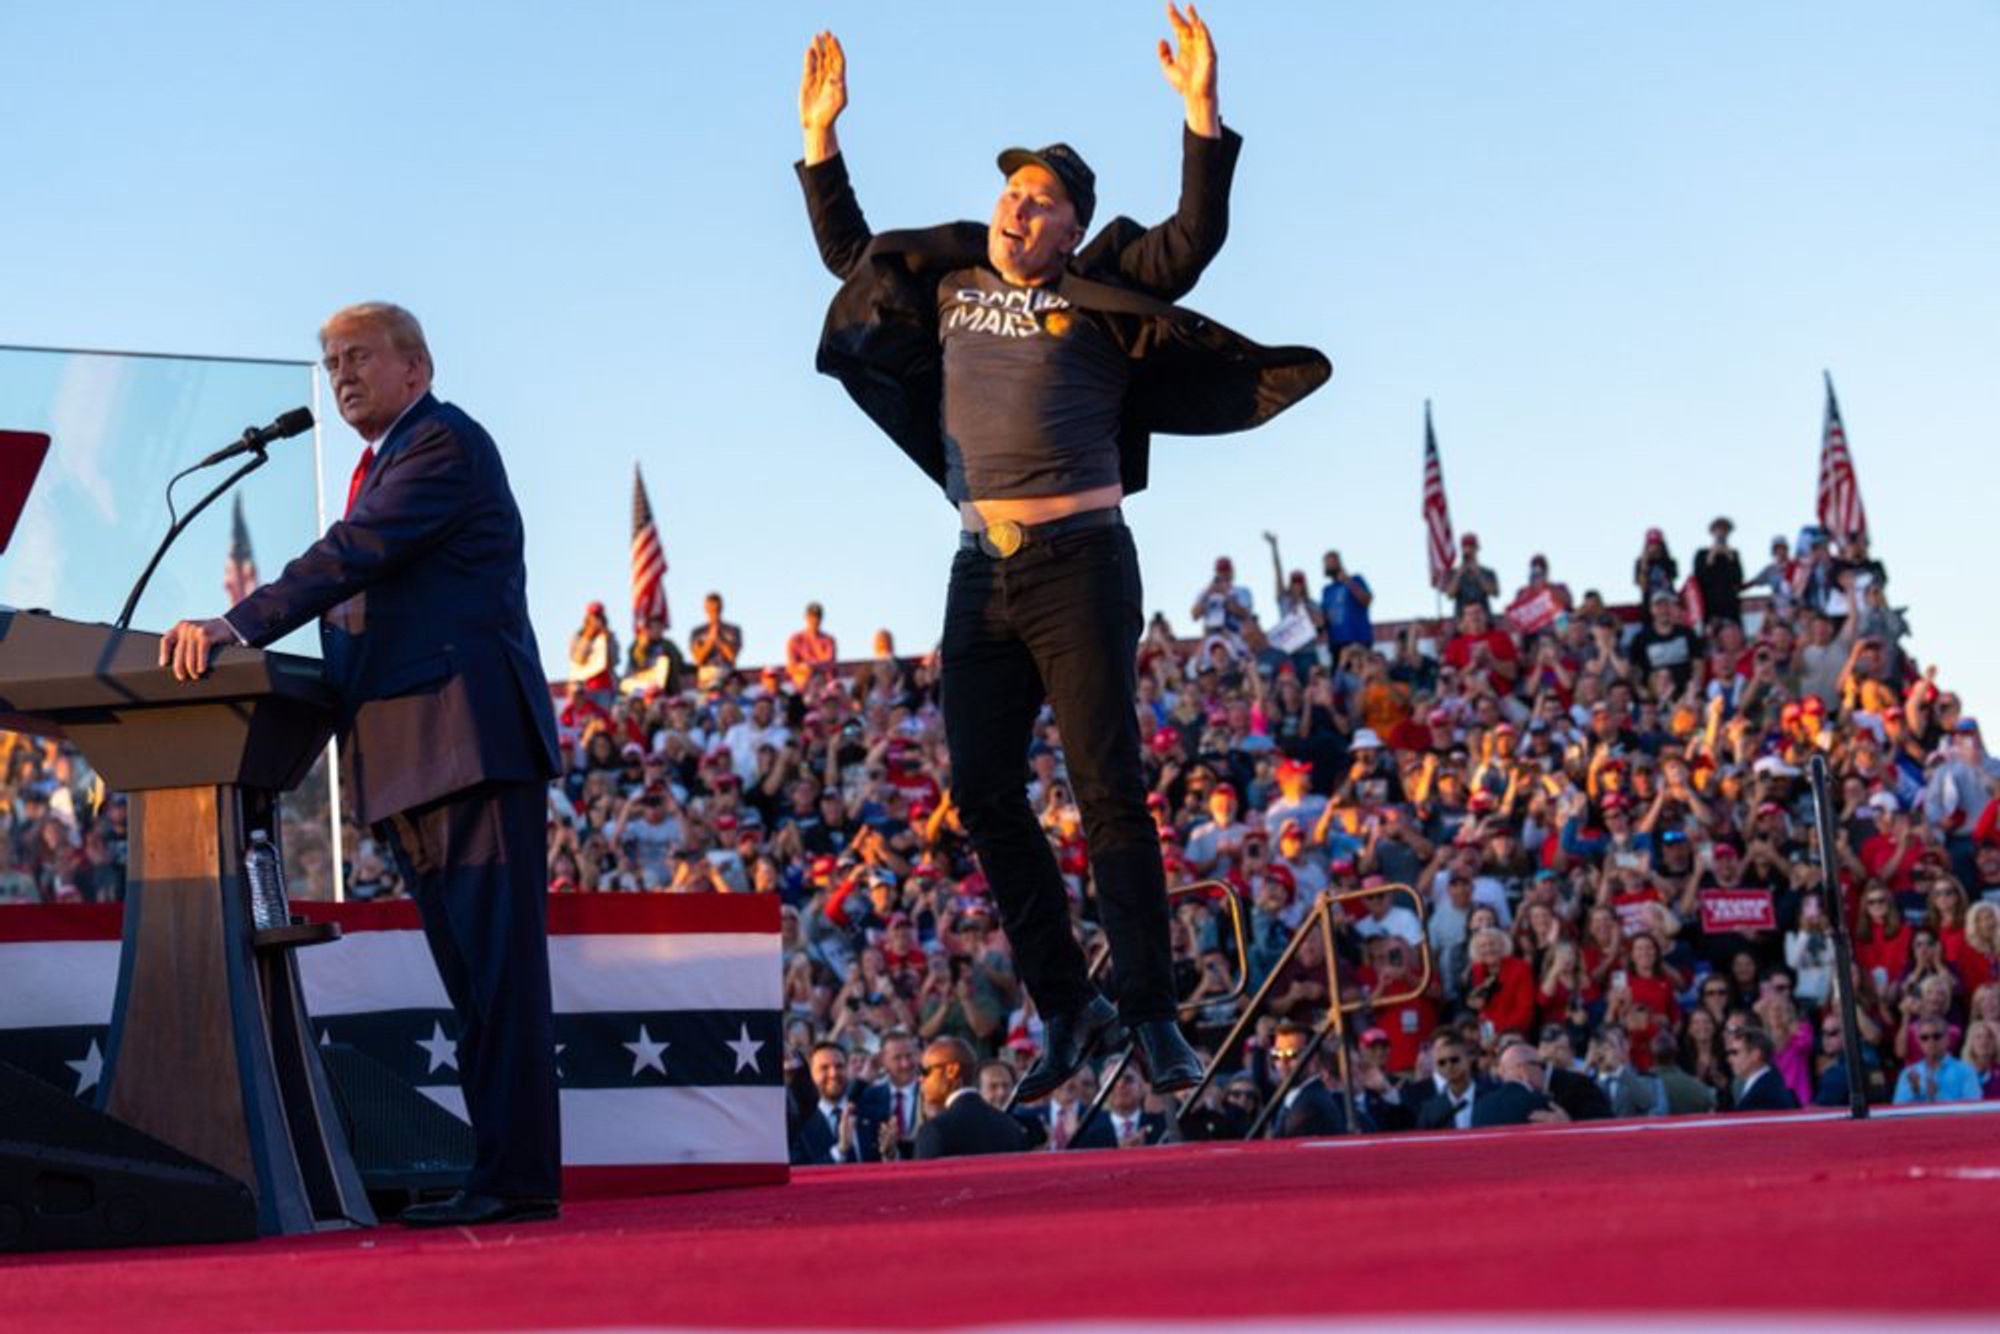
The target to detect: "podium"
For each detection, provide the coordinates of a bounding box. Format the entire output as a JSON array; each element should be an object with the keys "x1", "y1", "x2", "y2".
[{"x1": 0, "y1": 608, "x2": 375, "y2": 1237}]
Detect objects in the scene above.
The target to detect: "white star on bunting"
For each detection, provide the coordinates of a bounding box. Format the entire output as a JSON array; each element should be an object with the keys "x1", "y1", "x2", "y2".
[
  {"x1": 416, "y1": 1021, "x2": 459, "y2": 1073},
  {"x1": 66, "y1": 1039, "x2": 104, "y2": 1098},
  {"x1": 725, "y1": 1023, "x2": 764, "y2": 1075},
  {"x1": 625, "y1": 1024, "x2": 669, "y2": 1078}
]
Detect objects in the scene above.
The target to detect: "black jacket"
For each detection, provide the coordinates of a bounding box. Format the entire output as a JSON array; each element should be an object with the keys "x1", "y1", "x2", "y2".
[
  {"x1": 1548, "y1": 1066, "x2": 1614, "y2": 1122},
  {"x1": 1071, "y1": 1108, "x2": 1169, "y2": 1150},
  {"x1": 1413, "y1": 1076, "x2": 1499, "y2": 1130},
  {"x1": 796, "y1": 127, "x2": 1329, "y2": 502},
  {"x1": 1731, "y1": 1067, "x2": 1801, "y2": 1113},
  {"x1": 914, "y1": 1092, "x2": 1029, "y2": 1159},
  {"x1": 1272, "y1": 1076, "x2": 1365, "y2": 1138}
]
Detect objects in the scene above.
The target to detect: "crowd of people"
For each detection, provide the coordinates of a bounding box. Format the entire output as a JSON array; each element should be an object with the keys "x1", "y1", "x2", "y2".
[{"x1": 9, "y1": 514, "x2": 2000, "y2": 1157}]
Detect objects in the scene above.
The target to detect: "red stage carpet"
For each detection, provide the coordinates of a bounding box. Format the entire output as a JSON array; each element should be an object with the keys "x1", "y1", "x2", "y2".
[{"x1": 4, "y1": 1106, "x2": 1998, "y2": 1331}]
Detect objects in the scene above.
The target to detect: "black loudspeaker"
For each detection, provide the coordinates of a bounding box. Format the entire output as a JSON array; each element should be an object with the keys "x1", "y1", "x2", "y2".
[
  {"x1": 319, "y1": 1043, "x2": 474, "y2": 1197},
  {"x1": 0, "y1": 1060, "x2": 258, "y2": 1253}
]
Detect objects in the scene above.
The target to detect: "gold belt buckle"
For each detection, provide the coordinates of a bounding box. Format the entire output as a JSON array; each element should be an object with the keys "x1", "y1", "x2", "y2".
[{"x1": 981, "y1": 519, "x2": 1024, "y2": 559}]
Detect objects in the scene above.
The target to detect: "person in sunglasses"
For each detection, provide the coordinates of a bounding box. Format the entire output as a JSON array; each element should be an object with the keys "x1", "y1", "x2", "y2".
[{"x1": 1892, "y1": 1021, "x2": 1981, "y2": 1104}]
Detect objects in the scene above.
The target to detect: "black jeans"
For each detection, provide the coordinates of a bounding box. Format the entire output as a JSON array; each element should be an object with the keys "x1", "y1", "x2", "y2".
[{"x1": 941, "y1": 522, "x2": 1175, "y2": 1024}]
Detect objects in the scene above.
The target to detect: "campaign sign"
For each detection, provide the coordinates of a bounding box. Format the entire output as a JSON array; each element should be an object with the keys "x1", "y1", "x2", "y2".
[{"x1": 1698, "y1": 888, "x2": 1778, "y2": 933}]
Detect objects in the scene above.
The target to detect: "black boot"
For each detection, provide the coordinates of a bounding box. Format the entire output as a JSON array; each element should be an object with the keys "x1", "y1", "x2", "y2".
[
  {"x1": 1015, "y1": 994, "x2": 1122, "y2": 1103},
  {"x1": 1133, "y1": 1018, "x2": 1202, "y2": 1094}
]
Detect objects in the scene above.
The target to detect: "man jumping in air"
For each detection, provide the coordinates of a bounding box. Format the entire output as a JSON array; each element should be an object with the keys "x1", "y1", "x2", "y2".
[{"x1": 795, "y1": 6, "x2": 1327, "y2": 1101}]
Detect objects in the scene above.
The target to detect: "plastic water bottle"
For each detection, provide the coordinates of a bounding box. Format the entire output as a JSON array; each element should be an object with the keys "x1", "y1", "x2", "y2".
[{"x1": 245, "y1": 829, "x2": 288, "y2": 932}]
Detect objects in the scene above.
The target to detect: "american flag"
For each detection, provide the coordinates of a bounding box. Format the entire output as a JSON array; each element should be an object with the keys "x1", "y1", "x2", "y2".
[
  {"x1": 1816, "y1": 372, "x2": 1869, "y2": 547},
  {"x1": 223, "y1": 493, "x2": 258, "y2": 604},
  {"x1": 1422, "y1": 400, "x2": 1456, "y2": 591},
  {"x1": 631, "y1": 463, "x2": 669, "y2": 630}
]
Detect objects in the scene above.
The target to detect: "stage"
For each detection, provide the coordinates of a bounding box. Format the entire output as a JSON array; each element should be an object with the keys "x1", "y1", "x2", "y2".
[{"x1": 4, "y1": 1105, "x2": 1998, "y2": 1331}]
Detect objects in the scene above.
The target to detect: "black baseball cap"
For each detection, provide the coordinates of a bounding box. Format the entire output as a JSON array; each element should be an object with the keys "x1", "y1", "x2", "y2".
[{"x1": 996, "y1": 143, "x2": 1096, "y2": 228}]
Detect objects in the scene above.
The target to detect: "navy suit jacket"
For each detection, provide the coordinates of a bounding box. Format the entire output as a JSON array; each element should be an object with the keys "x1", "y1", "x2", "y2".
[
  {"x1": 227, "y1": 394, "x2": 560, "y2": 823},
  {"x1": 787, "y1": 1095, "x2": 886, "y2": 1165},
  {"x1": 859, "y1": 1079, "x2": 920, "y2": 1151},
  {"x1": 1469, "y1": 1080, "x2": 1556, "y2": 1127},
  {"x1": 1413, "y1": 1076, "x2": 1499, "y2": 1131},
  {"x1": 1071, "y1": 1109, "x2": 1168, "y2": 1150},
  {"x1": 1273, "y1": 1076, "x2": 1367, "y2": 1138},
  {"x1": 1731, "y1": 1067, "x2": 1802, "y2": 1112},
  {"x1": 914, "y1": 1092, "x2": 1028, "y2": 1159}
]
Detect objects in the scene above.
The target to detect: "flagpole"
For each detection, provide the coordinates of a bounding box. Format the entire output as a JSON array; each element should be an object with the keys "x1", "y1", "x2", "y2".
[
  {"x1": 1426, "y1": 400, "x2": 1444, "y2": 630},
  {"x1": 312, "y1": 366, "x2": 348, "y2": 905}
]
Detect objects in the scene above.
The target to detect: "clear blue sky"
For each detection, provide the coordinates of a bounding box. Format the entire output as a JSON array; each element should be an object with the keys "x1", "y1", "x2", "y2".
[{"x1": 6, "y1": 3, "x2": 1997, "y2": 710}]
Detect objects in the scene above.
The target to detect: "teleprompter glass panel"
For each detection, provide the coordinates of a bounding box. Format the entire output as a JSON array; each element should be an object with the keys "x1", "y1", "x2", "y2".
[{"x1": 0, "y1": 345, "x2": 342, "y2": 902}]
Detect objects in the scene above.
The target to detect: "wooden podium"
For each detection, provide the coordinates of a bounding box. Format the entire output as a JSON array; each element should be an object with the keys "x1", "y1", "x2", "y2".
[{"x1": 0, "y1": 608, "x2": 375, "y2": 1235}]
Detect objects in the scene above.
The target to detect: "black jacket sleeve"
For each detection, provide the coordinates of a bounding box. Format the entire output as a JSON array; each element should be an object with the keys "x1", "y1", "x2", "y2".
[
  {"x1": 1088, "y1": 125, "x2": 1243, "y2": 302},
  {"x1": 796, "y1": 152, "x2": 875, "y2": 280}
]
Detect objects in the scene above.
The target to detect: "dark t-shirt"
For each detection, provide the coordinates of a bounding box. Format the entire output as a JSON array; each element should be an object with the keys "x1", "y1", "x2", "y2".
[
  {"x1": 937, "y1": 267, "x2": 1127, "y2": 503},
  {"x1": 1630, "y1": 624, "x2": 1703, "y2": 691}
]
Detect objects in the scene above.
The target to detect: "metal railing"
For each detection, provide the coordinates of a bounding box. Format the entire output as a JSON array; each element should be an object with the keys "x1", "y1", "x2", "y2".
[
  {"x1": 1170, "y1": 881, "x2": 1432, "y2": 1140},
  {"x1": 1005, "y1": 880, "x2": 1246, "y2": 1143}
]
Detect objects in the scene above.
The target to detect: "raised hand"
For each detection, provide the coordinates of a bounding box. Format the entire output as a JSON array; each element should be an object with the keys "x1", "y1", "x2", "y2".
[
  {"x1": 1156, "y1": 3, "x2": 1219, "y2": 137},
  {"x1": 799, "y1": 31, "x2": 848, "y2": 163}
]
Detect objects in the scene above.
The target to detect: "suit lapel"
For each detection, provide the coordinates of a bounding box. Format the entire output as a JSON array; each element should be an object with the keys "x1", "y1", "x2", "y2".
[{"x1": 352, "y1": 393, "x2": 439, "y2": 513}]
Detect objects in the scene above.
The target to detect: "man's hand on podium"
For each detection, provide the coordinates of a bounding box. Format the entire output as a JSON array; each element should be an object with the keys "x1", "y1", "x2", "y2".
[{"x1": 159, "y1": 617, "x2": 237, "y2": 682}]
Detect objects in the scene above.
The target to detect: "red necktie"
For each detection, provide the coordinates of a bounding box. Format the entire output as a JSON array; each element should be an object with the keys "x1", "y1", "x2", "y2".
[{"x1": 344, "y1": 446, "x2": 376, "y2": 518}]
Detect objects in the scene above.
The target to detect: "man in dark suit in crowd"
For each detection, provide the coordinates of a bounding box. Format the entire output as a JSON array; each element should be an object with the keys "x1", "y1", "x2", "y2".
[
  {"x1": 1539, "y1": 1024, "x2": 1613, "y2": 1122},
  {"x1": 1350, "y1": 1027, "x2": 1416, "y2": 1132},
  {"x1": 1071, "y1": 1064, "x2": 1169, "y2": 1150},
  {"x1": 791, "y1": 1040, "x2": 887, "y2": 1165},
  {"x1": 914, "y1": 1038, "x2": 1027, "y2": 1160},
  {"x1": 1268, "y1": 1022, "x2": 1367, "y2": 1137},
  {"x1": 1413, "y1": 1030, "x2": 1497, "y2": 1131},
  {"x1": 1727, "y1": 1026, "x2": 1802, "y2": 1112},
  {"x1": 978, "y1": 1058, "x2": 1049, "y2": 1149},
  {"x1": 857, "y1": 1029, "x2": 923, "y2": 1160},
  {"x1": 160, "y1": 302, "x2": 563, "y2": 1227},
  {"x1": 1471, "y1": 1039, "x2": 1571, "y2": 1127}
]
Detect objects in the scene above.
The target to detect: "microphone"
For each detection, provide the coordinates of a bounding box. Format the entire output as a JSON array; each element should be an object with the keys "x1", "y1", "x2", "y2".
[
  {"x1": 196, "y1": 407, "x2": 314, "y2": 468},
  {"x1": 114, "y1": 406, "x2": 315, "y2": 630}
]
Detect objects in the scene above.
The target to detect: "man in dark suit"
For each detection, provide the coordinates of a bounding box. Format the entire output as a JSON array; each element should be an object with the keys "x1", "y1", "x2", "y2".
[
  {"x1": 856, "y1": 1029, "x2": 923, "y2": 1160},
  {"x1": 161, "y1": 302, "x2": 563, "y2": 1227},
  {"x1": 1726, "y1": 1026, "x2": 1802, "y2": 1112},
  {"x1": 791, "y1": 1040, "x2": 885, "y2": 1165},
  {"x1": 978, "y1": 1058, "x2": 1050, "y2": 1149},
  {"x1": 914, "y1": 1038, "x2": 1027, "y2": 1160},
  {"x1": 1267, "y1": 1022, "x2": 1366, "y2": 1137},
  {"x1": 1412, "y1": 1030, "x2": 1497, "y2": 1131},
  {"x1": 1471, "y1": 1039, "x2": 1571, "y2": 1128},
  {"x1": 1070, "y1": 1064, "x2": 1169, "y2": 1150}
]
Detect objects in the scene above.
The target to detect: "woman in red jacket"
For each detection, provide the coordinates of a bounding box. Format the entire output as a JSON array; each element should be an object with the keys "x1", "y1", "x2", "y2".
[
  {"x1": 1853, "y1": 883, "x2": 1913, "y2": 994},
  {"x1": 1466, "y1": 927, "x2": 1537, "y2": 1040},
  {"x1": 1928, "y1": 880, "x2": 1972, "y2": 976},
  {"x1": 1601, "y1": 931, "x2": 1683, "y2": 1073},
  {"x1": 1536, "y1": 939, "x2": 1594, "y2": 1033},
  {"x1": 1622, "y1": 930, "x2": 1684, "y2": 1030},
  {"x1": 1581, "y1": 904, "x2": 1627, "y2": 997}
]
